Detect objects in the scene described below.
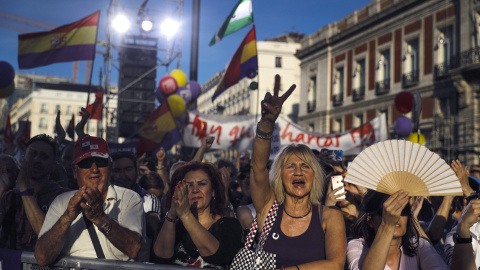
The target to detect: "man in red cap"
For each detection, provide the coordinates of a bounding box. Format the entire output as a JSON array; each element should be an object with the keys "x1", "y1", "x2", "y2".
[{"x1": 34, "y1": 135, "x2": 145, "y2": 265}]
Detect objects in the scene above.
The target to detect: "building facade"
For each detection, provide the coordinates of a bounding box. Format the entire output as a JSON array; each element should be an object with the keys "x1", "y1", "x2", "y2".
[
  {"x1": 9, "y1": 80, "x2": 117, "y2": 142},
  {"x1": 297, "y1": 0, "x2": 480, "y2": 164},
  {"x1": 197, "y1": 33, "x2": 303, "y2": 162}
]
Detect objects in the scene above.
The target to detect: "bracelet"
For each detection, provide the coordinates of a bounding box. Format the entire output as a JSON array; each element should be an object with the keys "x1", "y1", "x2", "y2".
[
  {"x1": 466, "y1": 191, "x2": 478, "y2": 202},
  {"x1": 99, "y1": 220, "x2": 112, "y2": 235},
  {"x1": 256, "y1": 122, "x2": 273, "y2": 140},
  {"x1": 164, "y1": 212, "x2": 179, "y2": 223},
  {"x1": 15, "y1": 187, "x2": 35, "y2": 196}
]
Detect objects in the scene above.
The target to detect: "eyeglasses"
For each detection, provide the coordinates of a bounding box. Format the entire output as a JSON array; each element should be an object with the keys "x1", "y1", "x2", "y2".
[{"x1": 77, "y1": 157, "x2": 109, "y2": 169}]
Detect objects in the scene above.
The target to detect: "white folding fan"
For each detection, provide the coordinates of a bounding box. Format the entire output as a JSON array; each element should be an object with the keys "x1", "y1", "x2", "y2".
[{"x1": 344, "y1": 140, "x2": 463, "y2": 196}]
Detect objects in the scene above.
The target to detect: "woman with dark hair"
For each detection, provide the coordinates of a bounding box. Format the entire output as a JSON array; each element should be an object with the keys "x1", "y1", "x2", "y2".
[
  {"x1": 347, "y1": 190, "x2": 448, "y2": 270},
  {"x1": 153, "y1": 161, "x2": 243, "y2": 268}
]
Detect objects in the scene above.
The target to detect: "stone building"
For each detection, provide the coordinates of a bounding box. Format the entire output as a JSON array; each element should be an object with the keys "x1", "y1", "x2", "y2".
[{"x1": 296, "y1": 0, "x2": 480, "y2": 163}]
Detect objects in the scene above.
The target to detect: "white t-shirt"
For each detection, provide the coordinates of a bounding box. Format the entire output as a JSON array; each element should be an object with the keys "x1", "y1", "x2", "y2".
[
  {"x1": 38, "y1": 185, "x2": 146, "y2": 261},
  {"x1": 347, "y1": 237, "x2": 448, "y2": 270}
]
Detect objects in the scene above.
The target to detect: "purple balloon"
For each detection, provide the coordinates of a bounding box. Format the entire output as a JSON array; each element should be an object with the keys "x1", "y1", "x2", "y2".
[
  {"x1": 0, "y1": 61, "x2": 15, "y2": 88},
  {"x1": 155, "y1": 87, "x2": 166, "y2": 102},
  {"x1": 175, "y1": 86, "x2": 192, "y2": 104},
  {"x1": 187, "y1": 81, "x2": 201, "y2": 100},
  {"x1": 394, "y1": 116, "x2": 413, "y2": 137}
]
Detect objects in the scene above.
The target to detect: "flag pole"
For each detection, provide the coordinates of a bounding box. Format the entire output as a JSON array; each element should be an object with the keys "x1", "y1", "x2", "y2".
[
  {"x1": 86, "y1": 11, "x2": 101, "y2": 107},
  {"x1": 253, "y1": 23, "x2": 260, "y2": 127}
]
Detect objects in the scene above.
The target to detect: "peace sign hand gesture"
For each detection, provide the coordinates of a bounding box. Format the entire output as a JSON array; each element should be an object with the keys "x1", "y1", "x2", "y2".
[{"x1": 261, "y1": 74, "x2": 296, "y2": 124}]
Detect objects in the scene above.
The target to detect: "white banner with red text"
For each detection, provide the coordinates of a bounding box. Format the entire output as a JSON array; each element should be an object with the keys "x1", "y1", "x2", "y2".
[{"x1": 183, "y1": 112, "x2": 387, "y2": 156}]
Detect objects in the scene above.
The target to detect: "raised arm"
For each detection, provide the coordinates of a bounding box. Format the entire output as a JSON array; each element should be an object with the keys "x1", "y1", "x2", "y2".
[
  {"x1": 251, "y1": 75, "x2": 295, "y2": 216},
  {"x1": 75, "y1": 108, "x2": 90, "y2": 139},
  {"x1": 156, "y1": 147, "x2": 170, "y2": 195},
  {"x1": 17, "y1": 149, "x2": 46, "y2": 235},
  {"x1": 192, "y1": 136, "x2": 215, "y2": 162},
  {"x1": 360, "y1": 190, "x2": 409, "y2": 270},
  {"x1": 450, "y1": 199, "x2": 480, "y2": 270},
  {"x1": 54, "y1": 110, "x2": 66, "y2": 145},
  {"x1": 452, "y1": 160, "x2": 475, "y2": 197}
]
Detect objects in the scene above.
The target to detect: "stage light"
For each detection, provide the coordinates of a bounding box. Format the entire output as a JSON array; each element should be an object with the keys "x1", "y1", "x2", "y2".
[
  {"x1": 113, "y1": 14, "x2": 130, "y2": 33},
  {"x1": 161, "y1": 18, "x2": 179, "y2": 39},
  {"x1": 141, "y1": 19, "x2": 153, "y2": 32}
]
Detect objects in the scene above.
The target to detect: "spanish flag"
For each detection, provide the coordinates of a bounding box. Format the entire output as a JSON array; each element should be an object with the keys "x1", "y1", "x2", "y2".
[
  {"x1": 136, "y1": 101, "x2": 181, "y2": 156},
  {"x1": 212, "y1": 25, "x2": 257, "y2": 101},
  {"x1": 18, "y1": 11, "x2": 99, "y2": 69}
]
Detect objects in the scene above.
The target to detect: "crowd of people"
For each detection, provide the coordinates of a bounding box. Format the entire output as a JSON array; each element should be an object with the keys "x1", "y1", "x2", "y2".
[{"x1": 2, "y1": 75, "x2": 480, "y2": 269}]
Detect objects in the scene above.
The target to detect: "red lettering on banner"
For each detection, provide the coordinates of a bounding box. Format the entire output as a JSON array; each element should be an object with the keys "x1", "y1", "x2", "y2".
[
  {"x1": 295, "y1": 133, "x2": 305, "y2": 143},
  {"x1": 189, "y1": 115, "x2": 207, "y2": 138},
  {"x1": 350, "y1": 122, "x2": 376, "y2": 148},
  {"x1": 229, "y1": 126, "x2": 240, "y2": 145},
  {"x1": 210, "y1": 125, "x2": 222, "y2": 145}
]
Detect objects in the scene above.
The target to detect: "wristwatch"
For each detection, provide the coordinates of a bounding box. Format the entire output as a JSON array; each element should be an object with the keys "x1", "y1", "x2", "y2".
[
  {"x1": 99, "y1": 221, "x2": 112, "y2": 235},
  {"x1": 453, "y1": 232, "x2": 472, "y2": 244}
]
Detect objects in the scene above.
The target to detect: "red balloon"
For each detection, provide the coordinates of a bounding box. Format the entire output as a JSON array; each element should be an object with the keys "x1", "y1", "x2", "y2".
[
  {"x1": 394, "y1": 91, "x2": 414, "y2": 113},
  {"x1": 159, "y1": 76, "x2": 178, "y2": 95}
]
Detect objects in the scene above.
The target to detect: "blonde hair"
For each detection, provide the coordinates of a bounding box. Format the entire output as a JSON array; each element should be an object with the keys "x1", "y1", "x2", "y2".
[{"x1": 269, "y1": 144, "x2": 325, "y2": 205}]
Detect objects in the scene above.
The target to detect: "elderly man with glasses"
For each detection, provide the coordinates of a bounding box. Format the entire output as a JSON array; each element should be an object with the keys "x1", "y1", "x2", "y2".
[{"x1": 34, "y1": 136, "x2": 146, "y2": 266}]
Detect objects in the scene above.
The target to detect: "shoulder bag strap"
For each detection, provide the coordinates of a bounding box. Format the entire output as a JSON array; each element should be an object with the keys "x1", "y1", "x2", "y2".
[
  {"x1": 258, "y1": 200, "x2": 279, "y2": 248},
  {"x1": 83, "y1": 214, "x2": 106, "y2": 259}
]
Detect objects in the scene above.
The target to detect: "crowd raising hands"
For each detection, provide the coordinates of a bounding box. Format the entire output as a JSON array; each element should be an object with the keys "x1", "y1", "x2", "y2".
[{"x1": 2, "y1": 75, "x2": 480, "y2": 270}]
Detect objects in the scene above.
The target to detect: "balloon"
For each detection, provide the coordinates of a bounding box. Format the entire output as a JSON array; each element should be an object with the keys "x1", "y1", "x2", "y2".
[
  {"x1": 408, "y1": 133, "x2": 426, "y2": 145},
  {"x1": 0, "y1": 61, "x2": 15, "y2": 88},
  {"x1": 0, "y1": 81, "x2": 15, "y2": 98},
  {"x1": 170, "y1": 69, "x2": 187, "y2": 87},
  {"x1": 166, "y1": 94, "x2": 185, "y2": 118},
  {"x1": 394, "y1": 116, "x2": 413, "y2": 137},
  {"x1": 249, "y1": 81, "x2": 258, "y2": 90},
  {"x1": 187, "y1": 81, "x2": 201, "y2": 100},
  {"x1": 155, "y1": 87, "x2": 166, "y2": 102},
  {"x1": 395, "y1": 91, "x2": 415, "y2": 113},
  {"x1": 176, "y1": 87, "x2": 192, "y2": 104},
  {"x1": 159, "y1": 76, "x2": 178, "y2": 95}
]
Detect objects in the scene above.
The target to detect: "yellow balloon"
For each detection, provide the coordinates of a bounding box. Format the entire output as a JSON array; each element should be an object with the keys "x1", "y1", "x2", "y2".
[
  {"x1": 170, "y1": 69, "x2": 188, "y2": 87},
  {"x1": 407, "y1": 133, "x2": 426, "y2": 145},
  {"x1": 167, "y1": 94, "x2": 185, "y2": 119},
  {"x1": 0, "y1": 81, "x2": 15, "y2": 98}
]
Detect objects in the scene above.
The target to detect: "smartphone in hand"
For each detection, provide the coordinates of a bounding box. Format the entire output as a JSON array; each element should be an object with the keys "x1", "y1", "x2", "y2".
[{"x1": 331, "y1": 175, "x2": 346, "y2": 200}]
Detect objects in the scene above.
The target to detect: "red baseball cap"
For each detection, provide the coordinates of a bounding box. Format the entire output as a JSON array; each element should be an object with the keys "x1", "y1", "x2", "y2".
[{"x1": 74, "y1": 136, "x2": 110, "y2": 164}]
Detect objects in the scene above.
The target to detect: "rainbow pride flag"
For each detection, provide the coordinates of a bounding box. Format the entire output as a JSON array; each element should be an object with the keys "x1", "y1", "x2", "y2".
[
  {"x1": 212, "y1": 25, "x2": 257, "y2": 101},
  {"x1": 18, "y1": 11, "x2": 99, "y2": 69}
]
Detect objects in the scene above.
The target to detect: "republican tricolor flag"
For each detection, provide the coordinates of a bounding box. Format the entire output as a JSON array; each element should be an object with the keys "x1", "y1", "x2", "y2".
[
  {"x1": 18, "y1": 11, "x2": 99, "y2": 69},
  {"x1": 212, "y1": 25, "x2": 257, "y2": 102}
]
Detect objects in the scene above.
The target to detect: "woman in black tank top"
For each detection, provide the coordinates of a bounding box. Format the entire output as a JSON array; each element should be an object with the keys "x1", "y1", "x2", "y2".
[{"x1": 243, "y1": 75, "x2": 347, "y2": 269}]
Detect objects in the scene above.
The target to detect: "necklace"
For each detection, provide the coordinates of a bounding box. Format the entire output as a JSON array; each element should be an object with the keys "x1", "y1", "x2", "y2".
[{"x1": 284, "y1": 204, "x2": 312, "y2": 219}]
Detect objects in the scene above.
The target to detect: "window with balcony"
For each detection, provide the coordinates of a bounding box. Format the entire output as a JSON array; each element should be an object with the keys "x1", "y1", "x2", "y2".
[
  {"x1": 376, "y1": 49, "x2": 391, "y2": 95},
  {"x1": 55, "y1": 105, "x2": 61, "y2": 114},
  {"x1": 435, "y1": 25, "x2": 453, "y2": 78},
  {"x1": 402, "y1": 38, "x2": 420, "y2": 88},
  {"x1": 39, "y1": 118, "x2": 47, "y2": 129},
  {"x1": 308, "y1": 123, "x2": 314, "y2": 132},
  {"x1": 40, "y1": 103, "x2": 47, "y2": 113},
  {"x1": 307, "y1": 76, "x2": 316, "y2": 113},
  {"x1": 275, "y1": 57, "x2": 282, "y2": 68},
  {"x1": 353, "y1": 59, "x2": 366, "y2": 101},
  {"x1": 66, "y1": 105, "x2": 73, "y2": 115},
  {"x1": 332, "y1": 118, "x2": 343, "y2": 133},
  {"x1": 333, "y1": 67, "x2": 344, "y2": 106},
  {"x1": 354, "y1": 113, "x2": 364, "y2": 127}
]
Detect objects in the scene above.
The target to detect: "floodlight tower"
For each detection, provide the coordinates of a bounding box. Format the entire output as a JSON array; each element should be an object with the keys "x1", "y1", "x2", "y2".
[{"x1": 105, "y1": 0, "x2": 183, "y2": 143}]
